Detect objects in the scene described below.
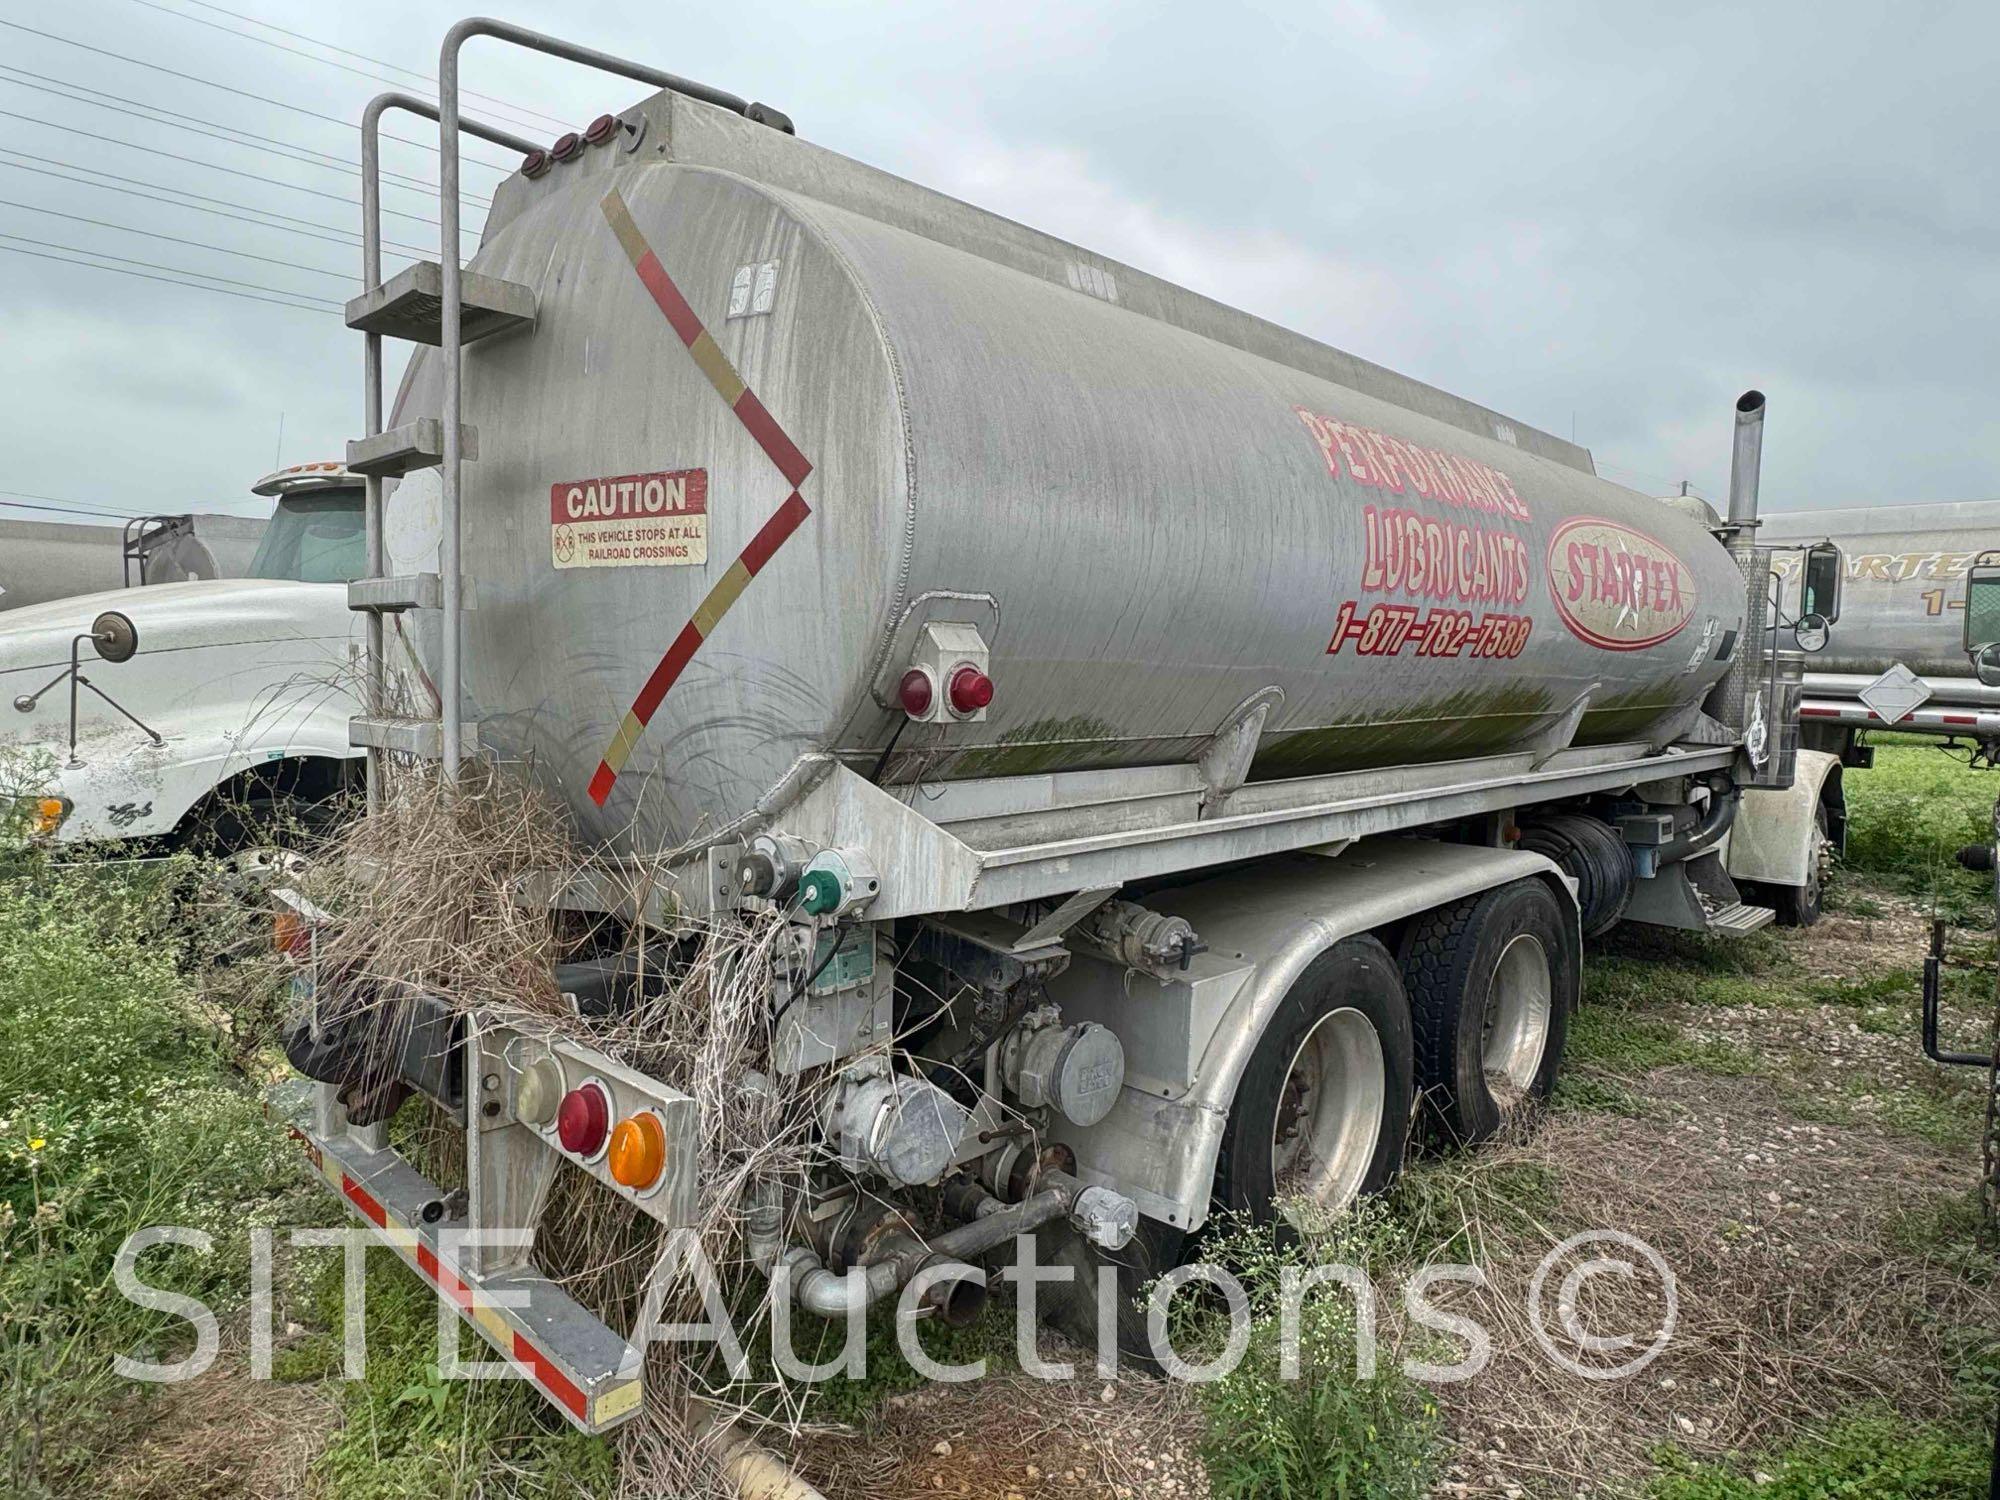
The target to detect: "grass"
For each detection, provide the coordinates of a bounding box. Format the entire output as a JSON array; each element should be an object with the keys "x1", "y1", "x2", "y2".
[
  {"x1": 1181, "y1": 1209, "x2": 1439, "y2": 1500},
  {"x1": 285, "y1": 1255, "x2": 614, "y2": 1500},
  {"x1": 1648, "y1": 1412, "x2": 1988, "y2": 1498},
  {"x1": 0, "y1": 775, "x2": 611, "y2": 1499},
  {"x1": 1843, "y1": 734, "x2": 1997, "y2": 923},
  {"x1": 0, "y1": 843, "x2": 311, "y2": 1496}
]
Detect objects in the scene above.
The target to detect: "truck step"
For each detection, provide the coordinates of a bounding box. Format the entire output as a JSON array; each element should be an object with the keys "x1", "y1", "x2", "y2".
[
  {"x1": 345, "y1": 260, "x2": 535, "y2": 346},
  {"x1": 1706, "y1": 900, "x2": 1777, "y2": 935},
  {"x1": 346, "y1": 418, "x2": 478, "y2": 479},
  {"x1": 349, "y1": 714, "x2": 478, "y2": 759},
  {"x1": 348, "y1": 573, "x2": 440, "y2": 613}
]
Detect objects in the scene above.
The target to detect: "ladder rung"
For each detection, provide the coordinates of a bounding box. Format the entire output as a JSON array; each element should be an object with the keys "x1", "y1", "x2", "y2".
[
  {"x1": 346, "y1": 419, "x2": 478, "y2": 480},
  {"x1": 348, "y1": 573, "x2": 441, "y2": 613},
  {"x1": 345, "y1": 260, "x2": 536, "y2": 346},
  {"x1": 349, "y1": 715, "x2": 478, "y2": 759}
]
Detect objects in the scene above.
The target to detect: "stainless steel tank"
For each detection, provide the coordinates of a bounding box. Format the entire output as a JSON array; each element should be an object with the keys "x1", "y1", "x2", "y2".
[
  {"x1": 1763, "y1": 501, "x2": 2000, "y2": 681},
  {"x1": 0, "y1": 513, "x2": 266, "y2": 612},
  {"x1": 389, "y1": 93, "x2": 1750, "y2": 855}
]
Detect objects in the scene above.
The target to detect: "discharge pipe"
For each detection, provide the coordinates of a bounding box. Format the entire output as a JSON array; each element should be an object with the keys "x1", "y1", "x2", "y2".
[{"x1": 781, "y1": 1180, "x2": 1083, "y2": 1324}]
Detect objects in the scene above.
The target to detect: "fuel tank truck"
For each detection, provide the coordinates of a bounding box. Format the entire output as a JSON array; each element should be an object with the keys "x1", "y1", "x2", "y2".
[
  {"x1": 379, "y1": 129, "x2": 1750, "y2": 855},
  {"x1": 278, "y1": 21, "x2": 1838, "y2": 1451},
  {"x1": 1760, "y1": 501, "x2": 2000, "y2": 755}
]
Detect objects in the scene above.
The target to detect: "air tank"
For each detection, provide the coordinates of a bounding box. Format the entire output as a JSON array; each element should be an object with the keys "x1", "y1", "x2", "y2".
[{"x1": 388, "y1": 91, "x2": 1750, "y2": 856}]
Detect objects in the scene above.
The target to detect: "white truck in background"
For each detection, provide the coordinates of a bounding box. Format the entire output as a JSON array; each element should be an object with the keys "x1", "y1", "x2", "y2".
[{"x1": 1, "y1": 464, "x2": 376, "y2": 846}]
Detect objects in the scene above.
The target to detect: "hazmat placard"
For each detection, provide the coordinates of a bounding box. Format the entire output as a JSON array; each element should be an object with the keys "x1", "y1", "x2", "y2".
[{"x1": 550, "y1": 469, "x2": 708, "y2": 569}]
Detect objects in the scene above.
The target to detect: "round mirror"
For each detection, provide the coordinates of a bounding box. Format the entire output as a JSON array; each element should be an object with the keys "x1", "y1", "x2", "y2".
[
  {"x1": 1793, "y1": 612, "x2": 1830, "y2": 654},
  {"x1": 1976, "y1": 643, "x2": 2000, "y2": 689},
  {"x1": 90, "y1": 610, "x2": 140, "y2": 663}
]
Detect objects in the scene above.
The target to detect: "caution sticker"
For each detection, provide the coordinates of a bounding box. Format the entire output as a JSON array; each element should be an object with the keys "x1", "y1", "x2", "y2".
[{"x1": 550, "y1": 469, "x2": 708, "y2": 569}]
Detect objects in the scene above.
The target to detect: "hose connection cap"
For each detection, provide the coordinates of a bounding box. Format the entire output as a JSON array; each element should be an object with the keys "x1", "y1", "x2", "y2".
[{"x1": 799, "y1": 867, "x2": 843, "y2": 916}]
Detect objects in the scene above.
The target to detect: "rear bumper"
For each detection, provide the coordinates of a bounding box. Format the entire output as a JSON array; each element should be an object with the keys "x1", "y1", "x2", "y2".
[{"x1": 272, "y1": 1078, "x2": 645, "y2": 1433}]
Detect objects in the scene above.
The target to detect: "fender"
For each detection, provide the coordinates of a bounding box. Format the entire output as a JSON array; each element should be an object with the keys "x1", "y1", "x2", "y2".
[
  {"x1": 1726, "y1": 749, "x2": 1846, "y2": 888},
  {"x1": 1043, "y1": 838, "x2": 1576, "y2": 1232}
]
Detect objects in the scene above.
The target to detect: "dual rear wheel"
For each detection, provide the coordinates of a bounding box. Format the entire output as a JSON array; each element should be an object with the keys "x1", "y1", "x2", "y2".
[
  {"x1": 1060, "y1": 877, "x2": 1577, "y2": 1364},
  {"x1": 1218, "y1": 876, "x2": 1578, "y2": 1224}
]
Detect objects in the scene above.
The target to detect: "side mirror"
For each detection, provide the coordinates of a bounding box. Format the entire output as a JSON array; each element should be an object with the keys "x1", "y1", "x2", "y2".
[
  {"x1": 90, "y1": 610, "x2": 140, "y2": 664},
  {"x1": 1966, "y1": 564, "x2": 2000, "y2": 656},
  {"x1": 1793, "y1": 613, "x2": 1830, "y2": 653},
  {"x1": 1975, "y1": 642, "x2": 2000, "y2": 690},
  {"x1": 1801, "y1": 542, "x2": 1842, "y2": 624}
]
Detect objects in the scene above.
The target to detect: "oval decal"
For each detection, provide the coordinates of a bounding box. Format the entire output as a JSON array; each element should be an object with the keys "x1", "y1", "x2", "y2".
[{"x1": 1546, "y1": 517, "x2": 1697, "y2": 651}]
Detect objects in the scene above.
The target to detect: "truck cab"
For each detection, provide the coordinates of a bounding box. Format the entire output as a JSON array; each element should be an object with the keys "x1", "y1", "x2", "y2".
[{"x1": 1, "y1": 464, "x2": 368, "y2": 845}]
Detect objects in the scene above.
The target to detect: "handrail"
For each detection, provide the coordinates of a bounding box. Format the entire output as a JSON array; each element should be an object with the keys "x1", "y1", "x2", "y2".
[
  {"x1": 435, "y1": 17, "x2": 786, "y2": 781},
  {"x1": 358, "y1": 90, "x2": 535, "y2": 809}
]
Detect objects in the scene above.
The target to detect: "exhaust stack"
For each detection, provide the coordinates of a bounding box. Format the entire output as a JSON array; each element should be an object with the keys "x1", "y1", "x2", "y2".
[{"x1": 1726, "y1": 389, "x2": 1767, "y2": 534}]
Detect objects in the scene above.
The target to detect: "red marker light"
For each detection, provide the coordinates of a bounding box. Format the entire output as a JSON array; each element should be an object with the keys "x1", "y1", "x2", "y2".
[
  {"x1": 948, "y1": 665, "x2": 994, "y2": 716},
  {"x1": 583, "y1": 113, "x2": 617, "y2": 146},
  {"x1": 522, "y1": 149, "x2": 551, "y2": 179},
  {"x1": 556, "y1": 1083, "x2": 610, "y2": 1156},
  {"x1": 898, "y1": 668, "x2": 935, "y2": 718},
  {"x1": 551, "y1": 132, "x2": 582, "y2": 162}
]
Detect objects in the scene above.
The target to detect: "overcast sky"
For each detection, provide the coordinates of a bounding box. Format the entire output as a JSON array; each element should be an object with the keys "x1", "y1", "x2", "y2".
[{"x1": 0, "y1": 0, "x2": 1992, "y2": 525}]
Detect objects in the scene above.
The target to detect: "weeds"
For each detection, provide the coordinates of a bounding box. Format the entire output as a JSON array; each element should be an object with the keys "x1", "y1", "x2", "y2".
[
  {"x1": 1183, "y1": 1208, "x2": 1438, "y2": 1500},
  {"x1": 1649, "y1": 1411, "x2": 1987, "y2": 1498},
  {"x1": 0, "y1": 848, "x2": 308, "y2": 1496},
  {"x1": 1842, "y1": 736, "x2": 1996, "y2": 923}
]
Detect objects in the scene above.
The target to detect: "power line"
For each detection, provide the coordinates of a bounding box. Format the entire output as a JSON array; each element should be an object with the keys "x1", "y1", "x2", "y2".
[
  {"x1": 173, "y1": 0, "x2": 575, "y2": 132},
  {"x1": 0, "y1": 152, "x2": 441, "y2": 257},
  {"x1": 0, "y1": 65, "x2": 488, "y2": 202},
  {"x1": 0, "y1": 229, "x2": 343, "y2": 306},
  {"x1": 0, "y1": 20, "x2": 516, "y2": 172},
  {"x1": 0, "y1": 239, "x2": 339, "y2": 314},
  {"x1": 0, "y1": 106, "x2": 478, "y2": 232},
  {"x1": 128, "y1": 0, "x2": 573, "y2": 137},
  {"x1": 0, "y1": 492, "x2": 134, "y2": 521},
  {"x1": 0, "y1": 197, "x2": 350, "y2": 280}
]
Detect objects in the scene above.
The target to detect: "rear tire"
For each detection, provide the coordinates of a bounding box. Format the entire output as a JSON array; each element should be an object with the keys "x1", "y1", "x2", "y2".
[
  {"x1": 1213, "y1": 935, "x2": 1415, "y2": 1223},
  {"x1": 1399, "y1": 878, "x2": 1577, "y2": 1146}
]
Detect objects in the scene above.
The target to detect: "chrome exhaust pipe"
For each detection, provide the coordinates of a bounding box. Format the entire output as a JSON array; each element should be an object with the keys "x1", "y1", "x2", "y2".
[{"x1": 1727, "y1": 389, "x2": 1766, "y2": 534}]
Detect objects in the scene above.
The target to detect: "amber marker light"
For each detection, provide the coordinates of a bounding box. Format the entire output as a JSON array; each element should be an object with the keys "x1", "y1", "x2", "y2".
[{"x1": 607, "y1": 1111, "x2": 667, "y2": 1192}]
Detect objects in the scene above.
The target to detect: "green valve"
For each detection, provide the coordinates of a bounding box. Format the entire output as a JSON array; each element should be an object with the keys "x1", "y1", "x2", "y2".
[{"x1": 799, "y1": 868, "x2": 843, "y2": 916}]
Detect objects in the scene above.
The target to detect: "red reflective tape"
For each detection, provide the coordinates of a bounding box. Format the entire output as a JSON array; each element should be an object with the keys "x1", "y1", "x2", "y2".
[
  {"x1": 1944, "y1": 713, "x2": 1976, "y2": 725},
  {"x1": 586, "y1": 761, "x2": 617, "y2": 806},
  {"x1": 631, "y1": 621, "x2": 706, "y2": 726},
  {"x1": 341, "y1": 1174, "x2": 387, "y2": 1228},
  {"x1": 590, "y1": 199, "x2": 818, "y2": 805},
  {"x1": 1799, "y1": 707, "x2": 1837, "y2": 718},
  {"x1": 633, "y1": 249, "x2": 703, "y2": 347},
  {"x1": 740, "y1": 490, "x2": 812, "y2": 576},
  {"x1": 513, "y1": 1332, "x2": 588, "y2": 1421},
  {"x1": 732, "y1": 388, "x2": 813, "y2": 489}
]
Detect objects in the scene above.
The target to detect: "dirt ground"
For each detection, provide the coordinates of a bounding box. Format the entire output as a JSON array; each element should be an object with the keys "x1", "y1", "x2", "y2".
[{"x1": 796, "y1": 887, "x2": 2000, "y2": 1499}]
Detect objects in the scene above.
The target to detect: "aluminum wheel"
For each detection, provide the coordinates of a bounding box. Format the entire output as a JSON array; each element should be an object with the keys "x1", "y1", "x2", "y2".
[
  {"x1": 1270, "y1": 1006, "x2": 1387, "y2": 1212},
  {"x1": 1482, "y1": 932, "x2": 1553, "y2": 1097}
]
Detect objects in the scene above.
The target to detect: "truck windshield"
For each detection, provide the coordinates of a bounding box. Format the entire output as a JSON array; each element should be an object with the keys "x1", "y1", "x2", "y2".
[{"x1": 247, "y1": 489, "x2": 366, "y2": 583}]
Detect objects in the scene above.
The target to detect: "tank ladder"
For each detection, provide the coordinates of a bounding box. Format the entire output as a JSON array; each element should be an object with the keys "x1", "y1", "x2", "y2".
[{"x1": 343, "y1": 23, "x2": 773, "y2": 803}]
